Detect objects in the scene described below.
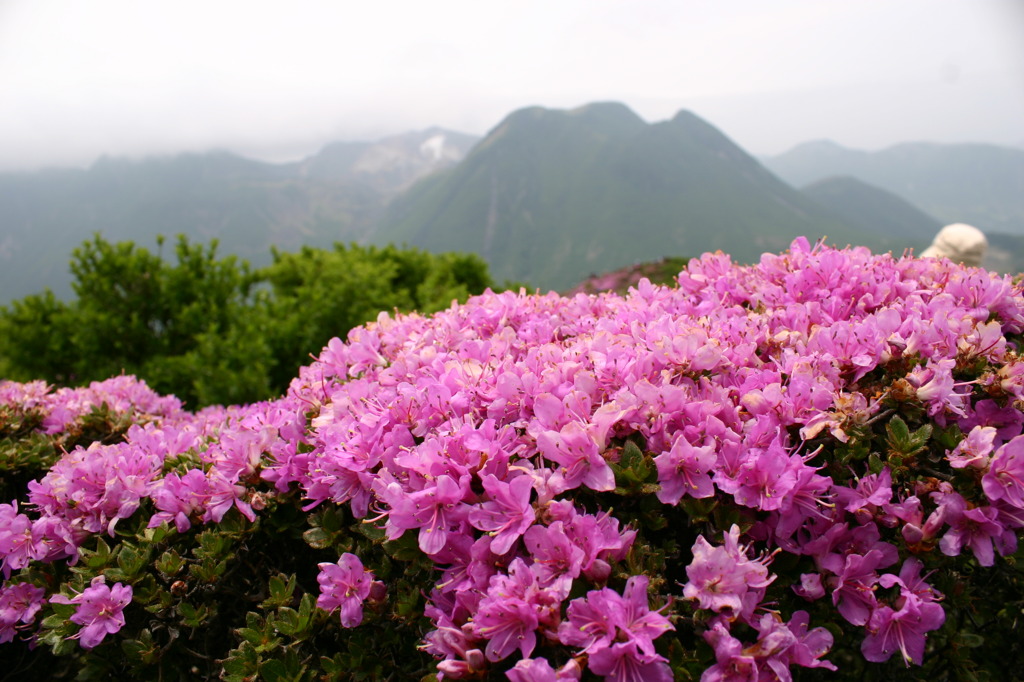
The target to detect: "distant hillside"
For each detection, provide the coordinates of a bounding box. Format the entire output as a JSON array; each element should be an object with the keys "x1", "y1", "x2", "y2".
[
  {"x1": 801, "y1": 175, "x2": 941, "y2": 243},
  {"x1": 762, "y1": 140, "x2": 1024, "y2": 235},
  {"x1": 986, "y1": 232, "x2": 1024, "y2": 276},
  {"x1": 0, "y1": 129, "x2": 477, "y2": 303},
  {"x1": 373, "y1": 103, "x2": 887, "y2": 292}
]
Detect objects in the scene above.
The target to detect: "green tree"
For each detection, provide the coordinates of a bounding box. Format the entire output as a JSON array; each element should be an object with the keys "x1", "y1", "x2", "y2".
[
  {"x1": 0, "y1": 234, "x2": 271, "y2": 407},
  {"x1": 257, "y1": 243, "x2": 495, "y2": 390}
]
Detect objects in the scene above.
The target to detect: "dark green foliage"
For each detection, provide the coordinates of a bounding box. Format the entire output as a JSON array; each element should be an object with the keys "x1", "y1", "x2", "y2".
[
  {"x1": 0, "y1": 234, "x2": 268, "y2": 407},
  {"x1": 13, "y1": 501, "x2": 436, "y2": 681},
  {"x1": 0, "y1": 235, "x2": 499, "y2": 408},
  {"x1": 257, "y1": 243, "x2": 495, "y2": 391}
]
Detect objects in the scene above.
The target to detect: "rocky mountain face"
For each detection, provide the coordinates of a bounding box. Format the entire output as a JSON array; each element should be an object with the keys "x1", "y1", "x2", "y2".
[{"x1": 294, "y1": 128, "x2": 479, "y2": 193}]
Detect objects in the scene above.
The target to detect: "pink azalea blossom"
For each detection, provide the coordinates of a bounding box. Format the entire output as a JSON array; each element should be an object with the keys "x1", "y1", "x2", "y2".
[
  {"x1": 316, "y1": 553, "x2": 380, "y2": 628},
  {"x1": 683, "y1": 525, "x2": 775, "y2": 622},
  {"x1": 0, "y1": 581, "x2": 46, "y2": 643},
  {"x1": 49, "y1": 576, "x2": 133, "y2": 649}
]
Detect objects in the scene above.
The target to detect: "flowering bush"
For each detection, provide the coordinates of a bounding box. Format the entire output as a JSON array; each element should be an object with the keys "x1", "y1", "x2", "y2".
[{"x1": 2, "y1": 237, "x2": 1024, "y2": 680}]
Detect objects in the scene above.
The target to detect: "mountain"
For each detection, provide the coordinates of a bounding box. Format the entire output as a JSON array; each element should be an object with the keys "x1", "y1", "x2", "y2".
[
  {"x1": 295, "y1": 128, "x2": 480, "y2": 193},
  {"x1": 801, "y1": 176, "x2": 941, "y2": 241},
  {"x1": 762, "y1": 140, "x2": 1024, "y2": 235},
  {"x1": 0, "y1": 129, "x2": 477, "y2": 303},
  {"x1": 986, "y1": 232, "x2": 1024, "y2": 276},
  {"x1": 372, "y1": 103, "x2": 894, "y2": 292}
]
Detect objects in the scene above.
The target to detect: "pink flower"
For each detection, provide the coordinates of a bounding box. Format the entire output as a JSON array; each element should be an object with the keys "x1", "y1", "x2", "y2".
[
  {"x1": 653, "y1": 435, "x2": 716, "y2": 504},
  {"x1": 505, "y1": 657, "x2": 582, "y2": 681},
  {"x1": 820, "y1": 549, "x2": 887, "y2": 627},
  {"x1": 0, "y1": 581, "x2": 46, "y2": 643},
  {"x1": 939, "y1": 505, "x2": 1009, "y2": 566},
  {"x1": 947, "y1": 426, "x2": 997, "y2": 469},
  {"x1": 683, "y1": 525, "x2": 775, "y2": 622},
  {"x1": 588, "y1": 640, "x2": 673, "y2": 682},
  {"x1": 983, "y1": 435, "x2": 1024, "y2": 509},
  {"x1": 468, "y1": 474, "x2": 536, "y2": 555},
  {"x1": 471, "y1": 558, "x2": 569, "y2": 662},
  {"x1": 316, "y1": 553, "x2": 380, "y2": 628},
  {"x1": 49, "y1": 576, "x2": 132, "y2": 649},
  {"x1": 560, "y1": 575, "x2": 673, "y2": 661},
  {"x1": 861, "y1": 592, "x2": 945, "y2": 666}
]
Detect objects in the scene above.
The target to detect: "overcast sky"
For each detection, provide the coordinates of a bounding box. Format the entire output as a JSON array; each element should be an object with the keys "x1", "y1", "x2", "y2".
[{"x1": 1, "y1": 0, "x2": 1022, "y2": 171}]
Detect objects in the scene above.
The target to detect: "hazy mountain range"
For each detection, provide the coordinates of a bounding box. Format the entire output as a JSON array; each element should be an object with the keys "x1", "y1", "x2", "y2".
[
  {"x1": 761, "y1": 140, "x2": 1024, "y2": 235},
  {"x1": 1, "y1": 103, "x2": 1022, "y2": 303},
  {"x1": 0, "y1": 128, "x2": 475, "y2": 302}
]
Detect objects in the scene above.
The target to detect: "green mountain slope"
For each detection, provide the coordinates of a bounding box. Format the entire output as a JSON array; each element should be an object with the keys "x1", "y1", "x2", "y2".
[
  {"x1": 373, "y1": 103, "x2": 887, "y2": 292},
  {"x1": 801, "y1": 175, "x2": 941, "y2": 242},
  {"x1": 762, "y1": 140, "x2": 1024, "y2": 235}
]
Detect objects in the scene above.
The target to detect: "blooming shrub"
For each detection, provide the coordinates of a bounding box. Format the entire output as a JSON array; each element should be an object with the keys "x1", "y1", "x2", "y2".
[{"x1": 2, "y1": 237, "x2": 1024, "y2": 680}]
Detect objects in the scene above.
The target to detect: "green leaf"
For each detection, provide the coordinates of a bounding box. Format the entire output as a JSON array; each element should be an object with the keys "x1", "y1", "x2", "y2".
[
  {"x1": 178, "y1": 601, "x2": 216, "y2": 628},
  {"x1": 116, "y1": 541, "x2": 151, "y2": 578},
  {"x1": 264, "y1": 573, "x2": 298, "y2": 608},
  {"x1": 273, "y1": 607, "x2": 301, "y2": 636},
  {"x1": 621, "y1": 440, "x2": 644, "y2": 469},
  {"x1": 887, "y1": 414, "x2": 911, "y2": 449},
  {"x1": 383, "y1": 531, "x2": 422, "y2": 562},
  {"x1": 910, "y1": 422, "x2": 934, "y2": 449},
  {"x1": 867, "y1": 452, "x2": 885, "y2": 474},
  {"x1": 302, "y1": 527, "x2": 334, "y2": 550},
  {"x1": 297, "y1": 593, "x2": 314, "y2": 630},
  {"x1": 80, "y1": 536, "x2": 112, "y2": 569},
  {"x1": 356, "y1": 521, "x2": 386, "y2": 542},
  {"x1": 221, "y1": 642, "x2": 261, "y2": 681},
  {"x1": 155, "y1": 549, "x2": 185, "y2": 579},
  {"x1": 260, "y1": 650, "x2": 307, "y2": 682},
  {"x1": 957, "y1": 632, "x2": 985, "y2": 648}
]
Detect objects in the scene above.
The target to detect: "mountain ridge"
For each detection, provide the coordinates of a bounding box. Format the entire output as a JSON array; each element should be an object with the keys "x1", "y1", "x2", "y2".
[
  {"x1": 2, "y1": 102, "x2": 1018, "y2": 304},
  {"x1": 373, "y1": 103, "x2": 894, "y2": 291},
  {"x1": 0, "y1": 128, "x2": 479, "y2": 301}
]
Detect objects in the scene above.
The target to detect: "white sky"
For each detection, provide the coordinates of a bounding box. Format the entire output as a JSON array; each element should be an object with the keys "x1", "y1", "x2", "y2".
[{"x1": 1, "y1": 0, "x2": 1022, "y2": 171}]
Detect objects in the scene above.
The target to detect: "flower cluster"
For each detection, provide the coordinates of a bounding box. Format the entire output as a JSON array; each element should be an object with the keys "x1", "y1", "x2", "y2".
[
  {"x1": 0, "y1": 375, "x2": 183, "y2": 436},
  {"x1": 2, "y1": 237, "x2": 1024, "y2": 679}
]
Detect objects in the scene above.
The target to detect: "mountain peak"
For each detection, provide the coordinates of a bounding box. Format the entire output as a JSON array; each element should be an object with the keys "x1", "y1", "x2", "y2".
[
  {"x1": 567, "y1": 101, "x2": 645, "y2": 126},
  {"x1": 484, "y1": 102, "x2": 646, "y2": 146}
]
